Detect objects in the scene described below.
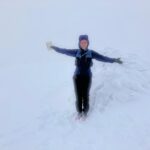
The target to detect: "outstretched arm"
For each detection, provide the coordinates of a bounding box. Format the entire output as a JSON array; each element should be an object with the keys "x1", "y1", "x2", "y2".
[
  {"x1": 51, "y1": 46, "x2": 77, "y2": 57},
  {"x1": 46, "y1": 41, "x2": 77, "y2": 57},
  {"x1": 92, "y1": 50, "x2": 123, "y2": 64},
  {"x1": 92, "y1": 50, "x2": 116, "y2": 63}
]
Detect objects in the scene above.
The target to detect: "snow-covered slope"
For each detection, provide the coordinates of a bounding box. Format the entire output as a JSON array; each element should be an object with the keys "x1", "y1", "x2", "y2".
[
  {"x1": 0, "y1": 48, "x2": 150, "y2": 150},
  {"x1": 1, "y1": 0, "x2": 150, "y2": 149}
]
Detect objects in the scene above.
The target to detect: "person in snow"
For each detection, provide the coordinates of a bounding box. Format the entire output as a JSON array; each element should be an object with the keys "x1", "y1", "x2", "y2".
[{"x1": 46, "y1": 35, "x2": 123, "y2": 117}]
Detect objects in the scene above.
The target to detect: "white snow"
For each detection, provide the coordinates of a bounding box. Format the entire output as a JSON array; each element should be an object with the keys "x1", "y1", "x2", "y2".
[{"x1": 0, "y1": 0, "x2": 150, "y2": 150}]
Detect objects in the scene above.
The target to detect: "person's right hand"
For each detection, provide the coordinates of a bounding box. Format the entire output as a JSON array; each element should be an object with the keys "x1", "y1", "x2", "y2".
[{"x1": 46, "y1": 41, "x2": 53, "y2": 51}]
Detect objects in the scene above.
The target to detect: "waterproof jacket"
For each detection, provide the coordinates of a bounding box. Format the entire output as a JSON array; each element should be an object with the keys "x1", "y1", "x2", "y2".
[{"x1": 51, "y1": 46, "x2": 116, "y2": 77}]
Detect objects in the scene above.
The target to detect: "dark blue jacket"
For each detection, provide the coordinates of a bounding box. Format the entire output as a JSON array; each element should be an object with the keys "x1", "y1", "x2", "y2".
[{"x1": 51, "y1": 46, "x2": 116, "y2": 77}]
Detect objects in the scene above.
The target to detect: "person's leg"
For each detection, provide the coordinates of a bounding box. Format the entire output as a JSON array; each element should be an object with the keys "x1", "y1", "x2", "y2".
[
  {"x1": 73, "y1": 75, "x2": 83, "y2": 114},
  {"x1": 82, "y1": 75, "x2": 92, "y2": 114}
]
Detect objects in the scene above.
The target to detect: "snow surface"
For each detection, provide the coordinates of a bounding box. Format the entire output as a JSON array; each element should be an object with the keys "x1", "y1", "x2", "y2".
[{"x1": 0, "y1": 0, "x2": 150, "y2": 150}]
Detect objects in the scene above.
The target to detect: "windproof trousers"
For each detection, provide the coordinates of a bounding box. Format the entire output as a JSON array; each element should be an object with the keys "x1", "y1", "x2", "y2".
[{"x1": 73, "y1": 74, "x2": 92, "y2": 114}]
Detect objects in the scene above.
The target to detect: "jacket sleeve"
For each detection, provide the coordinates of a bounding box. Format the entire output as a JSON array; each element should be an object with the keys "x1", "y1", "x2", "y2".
[
  {"x1": 92, "y1": 50, "x2": 116, "y2": 63},
  {"x1": 51, "y1": 46, "x2": 77, "y2": 57}
]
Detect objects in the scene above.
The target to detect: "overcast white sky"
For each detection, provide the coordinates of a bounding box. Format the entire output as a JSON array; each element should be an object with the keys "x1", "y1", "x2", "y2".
[{"x1": 0, "y1": 0, "x2": 150, "y2": 65}]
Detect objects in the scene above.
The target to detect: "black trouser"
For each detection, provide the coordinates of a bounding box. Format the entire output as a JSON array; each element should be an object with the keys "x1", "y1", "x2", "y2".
[{"x1": 73, "y1": 74, "x2": 92, "y2": 114}]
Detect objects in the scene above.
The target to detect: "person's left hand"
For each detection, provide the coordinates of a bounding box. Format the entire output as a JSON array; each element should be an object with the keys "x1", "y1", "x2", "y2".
[{"x1": 115, "y1": 58, "x2": 123, "y2": 64}]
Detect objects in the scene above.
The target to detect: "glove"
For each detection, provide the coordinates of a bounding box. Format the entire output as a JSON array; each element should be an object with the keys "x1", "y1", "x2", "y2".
[
  {"x1": 46, "y1": 41, "x2": 53, "y2": 51},
  {"x1": 115, "y1": 58, "x2": 123, "y2": 64}
]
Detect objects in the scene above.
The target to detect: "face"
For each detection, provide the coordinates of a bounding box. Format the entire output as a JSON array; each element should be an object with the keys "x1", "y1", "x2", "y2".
[{"x1": 79, "y1": 40, "x2": 88, "y2": 50}]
